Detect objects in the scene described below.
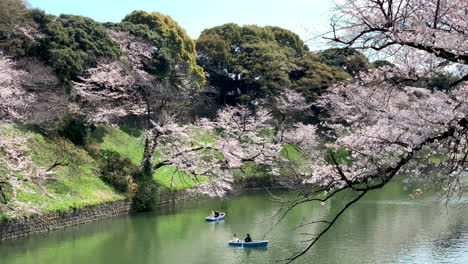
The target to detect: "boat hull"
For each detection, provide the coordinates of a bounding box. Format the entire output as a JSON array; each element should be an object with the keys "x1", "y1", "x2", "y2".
[
  {"x1": 205, "y1": 213, "x2": 225, "y2": 222},
  {"x1": 228, "y1": 241, "x2": 268, "y2": 247}
]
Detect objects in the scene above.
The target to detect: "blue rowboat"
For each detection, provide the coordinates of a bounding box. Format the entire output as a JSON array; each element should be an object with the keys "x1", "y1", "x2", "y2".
[
  {"x1": 228, "y1": 241, "x2": 268, "y2": 247},
  {"x1": 205, "y1": 213, "x2": 225, "y2": 222}
]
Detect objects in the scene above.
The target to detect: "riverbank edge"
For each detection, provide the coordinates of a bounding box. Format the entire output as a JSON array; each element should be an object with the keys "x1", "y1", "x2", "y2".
[
  {"x1": 0, "y1": 198, "x2": 132, "y2": 241},
  {"x1": 0, "y1": 187, "x2": 205, "y2": 241},
  {"x1": 0, "y1": 176, "x2": 275, "y2": 241}
]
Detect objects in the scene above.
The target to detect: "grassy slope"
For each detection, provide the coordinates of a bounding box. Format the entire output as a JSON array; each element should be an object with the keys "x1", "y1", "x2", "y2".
[
  {"x1": 0, "y1": 124, "x2": 304, "y2": 219},
  {"x1": 0, "y1": 123, "x2": 125, "y2": 220},
  {"x1": 87, "y1": 125, "x2": 204, "y2": 190}
]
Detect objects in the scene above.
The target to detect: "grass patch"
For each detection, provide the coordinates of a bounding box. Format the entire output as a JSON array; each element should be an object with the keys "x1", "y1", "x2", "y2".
[
  {"x1": 0, "y1": 122, "x2": 125, "y2": 218},
  {"x1": 88, "y1": 125, "x2": 144, "y2": 164},
  {"x1": 154, "y1": 165, "x2": 207, "y2": 190},
  {"x1": 89, "y1": 125, "x2": 211, "y2": 190}
]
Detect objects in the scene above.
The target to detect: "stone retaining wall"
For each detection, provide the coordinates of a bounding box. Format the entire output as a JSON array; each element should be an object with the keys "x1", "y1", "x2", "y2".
[
  {"x1": 0, "y1": 188, "x2": 203, "y2": 241},
  {"x1": 0, "y1": 199, "x2": 132, "y2": 241},
  {"x1": 0, "y1": 184, "x2": 270, "y2": 241}
]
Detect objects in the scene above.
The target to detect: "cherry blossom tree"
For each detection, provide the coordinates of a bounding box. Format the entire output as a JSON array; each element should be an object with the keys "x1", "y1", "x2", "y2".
[
  {"x1": 327, "y1": 0, "x2": 467, "y2": 82},
  {"x1": 0, "y1": 55, "x2": 69, "y2": 125},
  {"x1": 193, "y1": 104, "x2": 318, "y2": 196},
  {"x1": 72, "y1": 28, "x2": 213, "y2": 206},
  {"x1": 278, "y1": 0, "x2": 468, "y2": 262},
  {"x1": 72, "y1": 59, "x2": 191, "y2": 208},
  {"x1": 74, "y1": 60, "x2": 319, "y2": 199},
  {"x1": 271, "y1": 88, "x2": 312, "y2": 140},
  {"x1": 0, "y1": 124, "x2": 63, "y2": 216}
]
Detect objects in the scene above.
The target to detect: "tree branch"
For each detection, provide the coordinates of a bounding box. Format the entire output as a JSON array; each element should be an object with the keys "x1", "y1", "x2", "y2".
[{"x1": 282, "y1": 191, "x2": 368, "y2": 263}]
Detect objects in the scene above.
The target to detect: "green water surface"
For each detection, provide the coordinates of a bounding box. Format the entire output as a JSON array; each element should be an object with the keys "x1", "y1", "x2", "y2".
[{"x1": 1, "y1": 180, "x2": 467, "y2": 264}]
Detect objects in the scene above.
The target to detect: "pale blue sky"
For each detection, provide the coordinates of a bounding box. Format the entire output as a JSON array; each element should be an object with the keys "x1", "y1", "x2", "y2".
[{"x1": 28, "y1": 0, "x2": 335, "y2": 49}]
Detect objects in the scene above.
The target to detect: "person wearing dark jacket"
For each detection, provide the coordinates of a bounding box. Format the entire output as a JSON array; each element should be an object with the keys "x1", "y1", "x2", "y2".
[
  {"x1": 214, "y1": 211, "x2": 220, "y2": 217},
  {"x1": 244, "y1": 233, "x2": 252, "y2": 242}
]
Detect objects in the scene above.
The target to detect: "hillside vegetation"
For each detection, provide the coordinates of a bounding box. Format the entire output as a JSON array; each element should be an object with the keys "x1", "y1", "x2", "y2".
[
  {"x1": 0, "y1": 123, "x2": 124, "y2": 220},
  {"x1": 0, "y1": 123, "x2": 219, "y2": 219}
]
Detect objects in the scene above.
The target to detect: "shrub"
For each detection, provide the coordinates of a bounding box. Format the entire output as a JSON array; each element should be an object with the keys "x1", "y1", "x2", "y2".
[
  {"x1": 97, "y1": 150, "x2": 138, "y2": 193},
  {"x1": 132, "y1": 174, "x2": 159, "y2": 211},
  {"x1": 55, "y1": 115, "x2": 89, "y2": 146}
]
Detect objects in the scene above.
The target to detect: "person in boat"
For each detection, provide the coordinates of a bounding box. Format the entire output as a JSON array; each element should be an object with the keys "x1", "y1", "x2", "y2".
[
  {"x1": 210, "y1": 211, "x2": 215, "y2": 218},
  {"x1": 231, "y1": 234, "x2": 240, "y2": 242},
  {"x1": 214, "y1": 211, "x2": 220, "y2": 218},
  {"x1": 244, "y1": 233, "x2": 252, "y2": 242}
]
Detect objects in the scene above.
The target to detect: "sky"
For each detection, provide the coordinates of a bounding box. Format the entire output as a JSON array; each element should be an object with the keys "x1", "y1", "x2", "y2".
[{"x1": 27, "y1": 0, "x2": 335, "y2": 50}]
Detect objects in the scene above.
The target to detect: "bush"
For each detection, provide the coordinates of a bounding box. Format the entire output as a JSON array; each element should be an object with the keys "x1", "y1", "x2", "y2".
[
  {"x1": 97, "y1": 150, "x2": 138, "y2": 193},
  {"x1": 55, "y1": 115, "x2": 89, "y2": 146},
  {"x1": 132, "y1": 175, "x2": 159, "y2": 211}
]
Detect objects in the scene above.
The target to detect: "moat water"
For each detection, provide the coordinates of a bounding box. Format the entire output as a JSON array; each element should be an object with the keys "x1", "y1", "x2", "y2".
[{"x1": 1, "y1": 179, "x2": 467, "y2": 264}]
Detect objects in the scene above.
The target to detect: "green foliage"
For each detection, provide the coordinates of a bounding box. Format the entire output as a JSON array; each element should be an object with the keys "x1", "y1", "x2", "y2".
[
  {"x1": 0, "y1": 0, "x2": 28, "y2": 35},
  {"x1": 319, "y1": 48, "x2": 371, "y2": 76},
  {"x1": 0, "y1": 184, "x2": 13, "y2": 204},
  {"x1": 96, "y1": 150, "x2": 139, "y2": 193},
  {"x1": 233, "y1": 40, "x2": 294, "y2": 102},
  {"x1": 54, "y1": 115, "x2": 89, "y2": 146},
  {"x1": 267, "y1": 26, "x2": 309, "y2": 57},
  {"x1": 47, "y1": 47, "x2": 84, "y2": 79},
  {"x1": 407, "y1": 73, "x2": 454, "y2": 91},
  {"x1": 28, "y1": 10, "x2": 121, "y2": 81},
  {"x1": 196, "y1": 24, "x2": 274, "y2": 103},
  {"x1": 196, "y1": 23, "x2": 345, "y2": 105},
  {"x1": 122, "y1": 10, "x2": 205, "y2": 88},
  {"x1": 425, "y1": 74, "x2": 453, "y2": 91},
  {"x1": 324, "y1": 147, "x2": 350, "y2": 165},
  {"x1": 291, "y1": 53, "x2": 350, "y2": 99},
  {"x1": 197, "y1": 24, "x2": 307, "y2": 103},
  {"x1": 132, "y1": 172, "x2": 159, "y2": 211},
  {"x1": 104, "y1": 21, "x2": 172, "y2": 76},
  {"x1": 373, "y1": 60, "x2": 396, "y2": 68},
  {"x1": 0, "y1": 0, "x2": 35, "y2": 56}
]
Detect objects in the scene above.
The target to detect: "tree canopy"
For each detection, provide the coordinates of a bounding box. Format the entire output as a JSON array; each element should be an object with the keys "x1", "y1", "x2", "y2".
[
  {"x1": 290, "y1": 53, "x2": 350, "y2": 99},
  {"x1": 0, "y1": 0, "x2": 34, "y2": 56},
  {"x1": 318, "y1": 48, "x2": 372, "y2": 76},
  {"x1": 196, "y1": 23, "x2": 346, "y2": 105},
  {"x1": 26, "y1": 10, "x2": 122, "y2": 81},
  {"x1": 122, "y1": 10, "x2": 205, "y2": 88}
]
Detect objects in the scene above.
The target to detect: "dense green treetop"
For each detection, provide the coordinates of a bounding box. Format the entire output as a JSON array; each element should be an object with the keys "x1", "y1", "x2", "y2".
[
  {"x1": 290, "y1": 53, "x2": 350, "y2": 99},
  {"x1": 0, "y1": 0, "x2": 34, "y2": 56},
  {"x1": 319, "y1": 48, "x2": 371, "y2": 76},
  {"x1": 196, "y1": 23, "x2": 348, "y2": 104},
  {"x1": 197, "y1": 23, "x2": 308, "y2": 70},
  {"x1": 233, "y1": 40, "x2": 294, "y2": 102},
  {"x1": 28, "y1": 10, "x2": 122, "y2": 81},
  {"x1": 372, "y1": 59, "x2": 395, "y2": 68},
  {"x1": 196, "y1": 23, "x2": 311, "y2": 104},
  {"x1": 267, "y1": 26, "x2": 309, "y2": 57},
  {"x1": 122, "y1": 10, "x2": 205, "y2": 88}
]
